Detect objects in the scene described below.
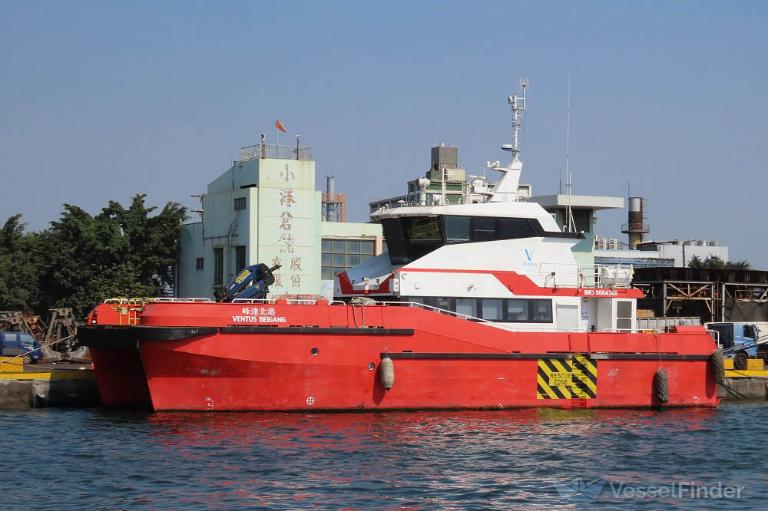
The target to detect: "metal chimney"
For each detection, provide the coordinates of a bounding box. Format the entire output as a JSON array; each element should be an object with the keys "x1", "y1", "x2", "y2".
[{"x1": 621, "y1": 196, "x2": 649, "y2": 249}]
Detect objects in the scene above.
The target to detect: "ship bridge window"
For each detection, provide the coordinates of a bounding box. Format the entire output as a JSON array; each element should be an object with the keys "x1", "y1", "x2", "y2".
[
  {"x1": 499, "y1": 218, "x2": 537, "y2": 239},
  {"x1": 382, "y1": 218, "x2": 409, "y2": 264},
  {"x1": 404, "y1": 216, "x2": 442, "y2": 241},
  {"x1": 381, "y1": 215, "x2": 544, "y2": 265},
  {"x1": 454, "y1": 216, "x2": 539, "y2": 243},
  {"x1": 444, "y1": 216, "x2": 471, "y2": 242},
  {"x1": 472, "y1": 217, "x2": 497, "y2": 241},
  {"x1": 402, "y1": 216, "x2": 444, "y2": 261}
]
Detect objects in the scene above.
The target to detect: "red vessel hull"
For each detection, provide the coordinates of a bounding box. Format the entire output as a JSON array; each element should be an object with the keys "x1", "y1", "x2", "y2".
[
  {"x1": 130, "y1": 302, "x2": 719, "y2": 411},
  {"x1": 89, "y1": 345, "x2": 151, "y2": 407}
]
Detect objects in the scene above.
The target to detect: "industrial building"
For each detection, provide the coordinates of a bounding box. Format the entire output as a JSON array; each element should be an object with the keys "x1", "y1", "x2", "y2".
[
  {"x1": 594, "y1": 196, "x2": 729, "y2": 268},
  {"x1": 177, "y1": 141, "x2": 382, "y2": 299},
  {"x1": 369, "y1": 144, "x2": 533, "y2": 214},
  {"x1": 633, "y1": 266, "x2": 768, "y2": 322},
  {"x1": 590, "y1": 195, "x2": 759, "y2": 322},
  {"x1": 594, "y1": 238, "x2": 729, "y2": 268}
]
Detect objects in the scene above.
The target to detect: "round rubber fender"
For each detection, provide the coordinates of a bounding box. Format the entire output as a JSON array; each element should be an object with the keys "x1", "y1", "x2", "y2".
[
  {"x1": 654, "y1": 368, "x2": 669, "y2": 404},
  {"x1": 379, "y1": 356, "x2": 395, "y2": 390},
  {"x1": 733, "y1": 351, "x2": 748, "y2": 371},
  {"x1": 710, "y1": 349, "x2": 725, "y2": 385}
]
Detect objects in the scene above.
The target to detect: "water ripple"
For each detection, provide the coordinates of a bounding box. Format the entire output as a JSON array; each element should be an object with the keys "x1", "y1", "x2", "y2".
[{"x1": 0, "y1": 404, "x2": 766, "y2": 509}]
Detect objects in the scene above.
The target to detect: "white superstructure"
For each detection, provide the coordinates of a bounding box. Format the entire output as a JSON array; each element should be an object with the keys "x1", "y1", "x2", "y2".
[{"x1": 335, "y1": 86, "x2": 641, "y2": 333}]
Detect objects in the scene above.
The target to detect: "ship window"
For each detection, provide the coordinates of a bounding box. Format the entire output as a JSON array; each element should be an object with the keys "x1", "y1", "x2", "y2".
[
  {"x1": 421, "y1": 296, "x2": 453, "y2": 311},
  {"x1": 408, "y1": 296, "x2": 553, "y2": 323},
  {"x1": 471, "y1": 217, "x2": 497, "y2": 242},
  {"x1": 481, "y1": 299, "x2": 503, "y2": 320},
  {"x1": 507, "y1": 299, "x2": 530, "y2": 321},
  {"x1": 499, "y1": 218, "x2": 537, "y2": 239},
  {"x1": 435, "y1": 296, "x2": 453, "y2": 311},
  {"x1": 455, "y1": 298, "x2": 477, "y2": 317},
  {"x1": 444, "y1": 216, "x2": 471, "y2": 242},
  {"x1": 532, "y1": 300, "x2": 553, "y2": 322},
  {"x1": 382, "y1": 218, "x2": 409, "y2": 264},
  {"x1": 404, "y1": 217, "x2": 442, "y2": 241}
]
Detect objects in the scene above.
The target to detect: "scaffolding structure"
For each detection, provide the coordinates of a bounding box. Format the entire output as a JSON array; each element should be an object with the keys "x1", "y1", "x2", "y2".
[{"x1": 634, "y1": 267, "x2": 768, "y2": 323}]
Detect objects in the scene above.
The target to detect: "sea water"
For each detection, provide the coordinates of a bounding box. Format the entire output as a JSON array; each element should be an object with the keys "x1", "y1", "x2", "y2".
[{"x1": 1, "y1": 403, "x2": 765, "y2": 509}]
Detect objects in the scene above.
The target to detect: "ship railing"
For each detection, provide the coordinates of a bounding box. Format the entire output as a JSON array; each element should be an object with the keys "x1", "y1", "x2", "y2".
[
  {"x1": 377, "y1": 300, "x2": 499, "y2": 327},
  {"x1": 231, "y1": 298, "x2": 347, "y2": 305},
  {"x1": 103, "y1": 297, "x2": 155, "y2": 305},
  {"x1": 153, "y1": 297, "x2": 214, "y2": 303},
  {"x1": 535, "y1": 263, "x2": 634, "y2": 288}
]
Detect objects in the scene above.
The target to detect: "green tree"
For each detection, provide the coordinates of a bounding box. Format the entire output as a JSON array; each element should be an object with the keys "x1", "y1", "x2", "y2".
[
  {"x1": 0, "y1": 195, "x2": 186, "y2": 320},
  {"x1": 0, "y1": 215, "x2": 42, "y2": 311},
  {"x1": 688, "y1": 254, "x2": 750, "y2": 270}
]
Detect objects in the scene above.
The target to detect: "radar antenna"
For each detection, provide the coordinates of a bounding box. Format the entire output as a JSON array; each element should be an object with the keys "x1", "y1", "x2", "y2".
[
  {"x1": 503, "y1": 79, "x2": 528, "y2": 162},
  {"x1": 490, "y1": 80, "x2": 528, "y2": 203}
]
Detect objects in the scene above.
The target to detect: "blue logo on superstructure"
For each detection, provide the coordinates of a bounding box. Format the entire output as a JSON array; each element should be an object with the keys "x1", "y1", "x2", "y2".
[{"x1": 524, "y1": 248, "x2": 534, "y2": 262}]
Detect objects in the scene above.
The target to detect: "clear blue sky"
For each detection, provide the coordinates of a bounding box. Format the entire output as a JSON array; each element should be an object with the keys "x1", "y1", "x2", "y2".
[{"x1": 1, "y1": 1, "x2": 766, "y2": 266}]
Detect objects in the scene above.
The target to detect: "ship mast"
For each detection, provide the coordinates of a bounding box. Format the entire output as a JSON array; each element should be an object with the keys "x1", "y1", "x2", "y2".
[
  {"x1": 507, "y1": 79, "x2": 527, "y2": 163},
  {"x1": 489, "y1": 79, "x2": 528, "y2": 202}
]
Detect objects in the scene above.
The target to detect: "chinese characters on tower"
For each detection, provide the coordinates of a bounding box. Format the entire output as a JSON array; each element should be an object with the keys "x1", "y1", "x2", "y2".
[{"x1": 274, "y1": 164, "x2": 301, "y2": 288}]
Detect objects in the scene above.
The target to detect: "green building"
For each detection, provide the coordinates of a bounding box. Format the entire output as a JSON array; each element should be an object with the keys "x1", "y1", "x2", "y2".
[{"x1": 178, "y1": 142, "x2": 381, "y2": 298}]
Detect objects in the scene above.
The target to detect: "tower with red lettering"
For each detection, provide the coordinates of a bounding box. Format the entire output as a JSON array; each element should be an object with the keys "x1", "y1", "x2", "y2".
[{"x1": 177, "y1": 140, "x2": 322, "y2": 298}]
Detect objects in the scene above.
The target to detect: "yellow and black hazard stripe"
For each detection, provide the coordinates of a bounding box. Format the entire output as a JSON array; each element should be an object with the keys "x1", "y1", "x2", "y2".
[
  {"x1": 570, "y1": 354, "x2": 598, "y2": 399},
  {"x1": 537, "y1": 355, "x2": 598, "y2": 400}
]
